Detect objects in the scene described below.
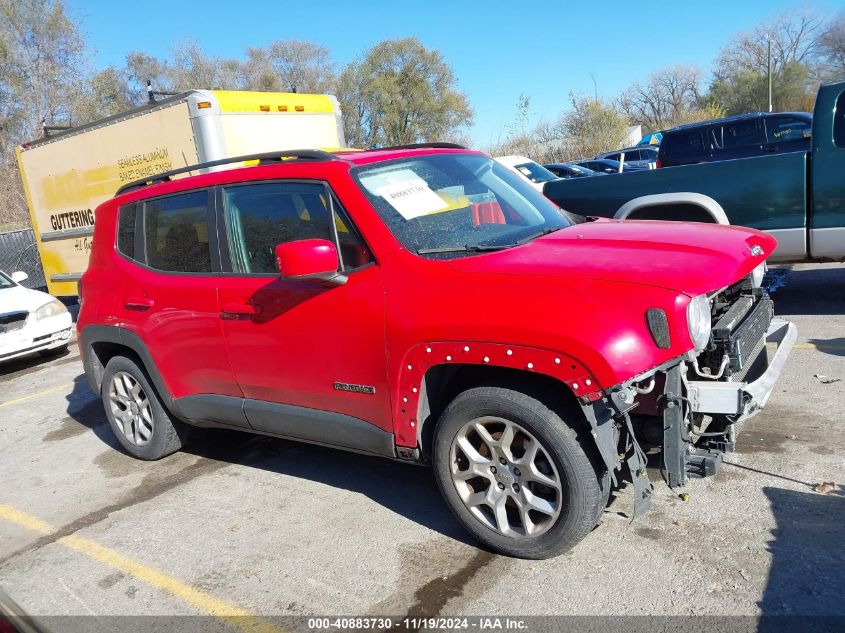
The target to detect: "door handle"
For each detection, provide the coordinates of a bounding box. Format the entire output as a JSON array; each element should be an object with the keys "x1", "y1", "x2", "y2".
[
  {"x1": 221, "y1": 302, "x2": 260, "y2": 318},
  {"x1": 762, "y1": 144, "x2": 777, "y2": 152},
  {"x1": 125, "y1": 297, "x2": 154, "y2": 310}
]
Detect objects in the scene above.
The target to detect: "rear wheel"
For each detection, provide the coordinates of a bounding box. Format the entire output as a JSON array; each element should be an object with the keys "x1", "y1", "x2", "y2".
[
  {"x1": 433, "y1": 386, "x2": 606, "y2": 559},
  {"x1": 101, "y1": 355, "x2": 187, "y2": 460}
]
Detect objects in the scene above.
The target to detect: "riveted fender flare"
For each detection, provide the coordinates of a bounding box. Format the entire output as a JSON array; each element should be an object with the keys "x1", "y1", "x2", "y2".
[
  {"x1": 393, "y1": 341, "x2": 602, "y2": 449},
  {"x1": 615, "y1": 192, "x2": 730, "y2": 224}
]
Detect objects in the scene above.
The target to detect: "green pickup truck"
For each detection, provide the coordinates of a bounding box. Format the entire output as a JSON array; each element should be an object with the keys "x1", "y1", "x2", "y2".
[{"x1": 544, "y1": 80, "x2": 845, "y2": 262}]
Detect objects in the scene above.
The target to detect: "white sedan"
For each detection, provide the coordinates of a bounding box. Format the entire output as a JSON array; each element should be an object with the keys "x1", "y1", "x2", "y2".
[
  {"x1": 494, "y1": 155, "x2": 559, "y2": 192},
  {"x1": 0, "y1": 270, "x2": 72, "y2": 363}
]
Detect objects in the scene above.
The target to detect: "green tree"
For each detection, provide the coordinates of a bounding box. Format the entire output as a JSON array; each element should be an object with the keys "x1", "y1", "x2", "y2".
[
  {"x1": 337, "y1": 38, "x2": 472, "y2": 147},
  {"x1": 561, "y1": 94, "x2": 629, "y2": 160}
]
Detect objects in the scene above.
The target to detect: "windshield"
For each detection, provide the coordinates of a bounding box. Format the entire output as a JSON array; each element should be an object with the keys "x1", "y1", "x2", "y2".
[
  {"x1": 353, "y1": 153, "x2": 581, "y2": 256},
  {"x1": 513, "y1": 161, "x2": 557, "y2": 183},
  {"x1": 0, "y1": 271, "x2": 14, "y2": 289}
]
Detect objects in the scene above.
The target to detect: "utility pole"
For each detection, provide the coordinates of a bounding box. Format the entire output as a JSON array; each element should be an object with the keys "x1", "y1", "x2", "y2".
[{"x1": 767, "y1": 35, "x2": 773, "y2": 113}]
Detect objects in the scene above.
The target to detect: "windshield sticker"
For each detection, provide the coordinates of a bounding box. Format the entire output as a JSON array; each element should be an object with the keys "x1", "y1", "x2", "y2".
[{"x1": 375, "y1": 177, "x2": 448, "y2": 220}]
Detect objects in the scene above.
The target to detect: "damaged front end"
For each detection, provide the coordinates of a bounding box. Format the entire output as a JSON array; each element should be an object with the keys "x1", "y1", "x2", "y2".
[{"x1": 579, "y1": 278, "x2": 797, "y2": 517}]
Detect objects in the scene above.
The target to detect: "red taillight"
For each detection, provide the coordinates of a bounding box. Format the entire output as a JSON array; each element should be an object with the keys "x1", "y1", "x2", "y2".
[{"x1": 656, "y1": 159, "x2": 663, "y2": 168}]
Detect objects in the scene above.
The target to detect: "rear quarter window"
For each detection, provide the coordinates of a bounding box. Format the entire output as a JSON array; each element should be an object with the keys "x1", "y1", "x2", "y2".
[{"x1": 116, "y1": 203, "x2": 137, "y2": 259}]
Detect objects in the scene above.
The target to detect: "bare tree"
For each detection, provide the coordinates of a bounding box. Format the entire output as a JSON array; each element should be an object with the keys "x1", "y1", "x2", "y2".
[
  {"x1": 714, "y1": 9, "x2": 827, "y2": 79},
  {"x1": 619, "y1": 65, "x2": 704, "y2": 131},
  {"x1": 819, "y1": 12, "x2": 845, "y2": 81},
  {"x1": 0, "y1": 0, "x2": 88, "y2": 229}
]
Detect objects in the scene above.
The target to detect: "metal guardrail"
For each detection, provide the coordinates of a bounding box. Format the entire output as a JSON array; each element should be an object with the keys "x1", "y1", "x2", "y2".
[{"x1": 0, "y1": 228, "x2": 47, "y2": 290}]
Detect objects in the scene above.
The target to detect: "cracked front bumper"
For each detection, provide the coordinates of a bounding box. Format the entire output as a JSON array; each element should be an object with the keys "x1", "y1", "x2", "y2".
[{"x1": 685, "y1": 319, "x2": 797, "y2": 421}]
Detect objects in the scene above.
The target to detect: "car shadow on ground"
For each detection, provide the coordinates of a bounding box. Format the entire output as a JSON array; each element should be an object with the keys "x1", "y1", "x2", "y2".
[
  {"x1": 64, "y1": 375, "x2": 475, "y2": 547},
  {"x1": 0, "y1": 346, "x2": 73, "y2": 380},
  {"x1": 757, "y1": 486, "x2": 845, "y2": 631},
  {"x1": 771, "y1": 266, "x2": 845, "y2": 316},
  {"x1": 807, "y1": 337, "x2": 845, "y2": 358}
]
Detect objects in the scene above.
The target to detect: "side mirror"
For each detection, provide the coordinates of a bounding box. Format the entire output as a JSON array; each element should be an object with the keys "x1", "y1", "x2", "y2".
[
  {"x1": 10, "y1": 271, "x2": 28, "y2": 284},
  {"x1": 275, "y1": 239, "x2": 347, "y2": 285}
]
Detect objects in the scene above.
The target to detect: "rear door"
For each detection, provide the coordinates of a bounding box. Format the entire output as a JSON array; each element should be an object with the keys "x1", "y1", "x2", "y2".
[
  {"x1": 718, "y1": 117, "x2": 765, "y2": 161},
  {"x1": 214, "y1": 180, "x2": 392, "y2": 438},
  {"x1": 115, "y1": 190, "x2": 240, "y2": 402}
]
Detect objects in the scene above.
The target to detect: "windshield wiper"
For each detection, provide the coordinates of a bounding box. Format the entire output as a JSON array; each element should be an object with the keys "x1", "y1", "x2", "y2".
[
  {"x1": 416, "y1": 244, "x2": 513, "y2": 255},
  {"x1": 516, "y1": 226, "x2": 567, "y2": 245}
]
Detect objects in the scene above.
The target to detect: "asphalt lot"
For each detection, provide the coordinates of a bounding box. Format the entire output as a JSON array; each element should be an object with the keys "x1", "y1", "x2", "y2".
[{"x1": 0, "y1": 263, "x2": 843, "y2": 631}]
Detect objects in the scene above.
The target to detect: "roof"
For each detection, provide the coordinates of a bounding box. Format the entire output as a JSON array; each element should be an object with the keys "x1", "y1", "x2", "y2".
[
  {"x1": 665, "y1": 111, "x2": 812, "y2": 133},
  {"x1": 335, "y1": 145, "x2": 482, "y2": 166},
  {"x1": 114, "y1": 144, "x2": 482, "y2": 196}
]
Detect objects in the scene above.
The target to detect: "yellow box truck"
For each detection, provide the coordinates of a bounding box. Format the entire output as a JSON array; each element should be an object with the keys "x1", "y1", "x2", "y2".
[{"x1": 15, "y1": 89, "x2": 345, "y2": 296}]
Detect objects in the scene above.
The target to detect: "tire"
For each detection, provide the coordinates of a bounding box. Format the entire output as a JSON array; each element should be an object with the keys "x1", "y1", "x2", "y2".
[
  {"x1": 432, "y1": 385, "x2": 606, "y2": 559},
  {"x1": 101, "y1": 355, "x2": 187, "y2": 460}
]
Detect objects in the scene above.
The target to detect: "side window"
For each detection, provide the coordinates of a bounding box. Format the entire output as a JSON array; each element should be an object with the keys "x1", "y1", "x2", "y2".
[
  {"x1": 604, "y1": 153, "x2": 620, "y2": 162},
  {"x1": 663, "y1": 130, "x2": 705, "y2": 159},
  {"x1": 116, "y1": 203, "x2": 136, "y2": 260},
  {"x1": 765, "y1": 116, "x2": 810, "y2": 143},
  {"x1": 144, "y1": 191, "x2": 212, "y2": 273},
  {"x1": 722, "y1": 118, "x2": 763, "y2": 148},
  {"x1": 623, "y1": 150, "x2": 640, "y2": 162},
  {"x1": 710, "y1": 126, "x2": 724, "y2": 149},
  {"x1": 836, "y1": 92, "x2": 845, "y2": 149},
  {"x1": 223, "y1": 182, "x2": 372, "y2": 274}
]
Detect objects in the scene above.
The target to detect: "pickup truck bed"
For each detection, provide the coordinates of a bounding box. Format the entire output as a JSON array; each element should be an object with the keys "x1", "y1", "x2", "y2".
[{"x1": 544, "y1": 80, "x2": 845, "y2": 263}]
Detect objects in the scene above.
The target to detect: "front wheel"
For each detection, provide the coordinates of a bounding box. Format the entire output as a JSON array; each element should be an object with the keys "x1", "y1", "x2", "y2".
[{"x1": 432, "y1": 386, "x2": 606, "y2": 559}]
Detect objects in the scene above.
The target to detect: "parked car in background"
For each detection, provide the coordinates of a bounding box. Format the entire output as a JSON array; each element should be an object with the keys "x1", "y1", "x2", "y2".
[
  {"x1": 597, "y1": 146, "x2": 658, "y2": 169},
  {"x1": 657, "y1": 111, "x2": 812, "y2": 168},
  {"x1": 574, "y1": 158, "x2": 646, "y2": 174},
  {"x1": 494, "y1": 155, "x2": 559, "y2": 191},
  {"x1": 544, "y1": 80, "x2": 845, "y2": 263},
  {"x1": 543, "y1": 163, "x2": 605, "y2": 179},
  {"x1": 0, "y1": 269, "x2": 72, "y2": 363},
  {"x1": 79, "y1": 143, "x2": 793, "y2": 559}
]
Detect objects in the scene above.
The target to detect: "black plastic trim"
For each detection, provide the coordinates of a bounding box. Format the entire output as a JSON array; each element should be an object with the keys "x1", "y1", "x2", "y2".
[
  {"x1": 80, "y1": 325, "x2": 397, "y2": 458},
  {"x1": 243, "y1": 399, "x2": 396, "y2": 457}
]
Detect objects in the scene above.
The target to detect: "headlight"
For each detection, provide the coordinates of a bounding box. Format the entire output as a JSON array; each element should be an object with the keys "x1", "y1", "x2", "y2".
[
  {"x1": 36, "y1": 299, "x2": 67, "y2": 320},
  {"x1": 750, "y1": 261, "x2": 767, "y2": 288},
  {"x1": 687, "y1": 294, "x2": 712, "y2": 351}
]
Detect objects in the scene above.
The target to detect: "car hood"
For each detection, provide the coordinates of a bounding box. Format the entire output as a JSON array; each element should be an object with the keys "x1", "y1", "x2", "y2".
[
  {"x1": 0, "y1": 285, "x2": 55, "y2": 313},
  {"x1": 448, "y1": 219, "x2": 775, "y2": 296}
]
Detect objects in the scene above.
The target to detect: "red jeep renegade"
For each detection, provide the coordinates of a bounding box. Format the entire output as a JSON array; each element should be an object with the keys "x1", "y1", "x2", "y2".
[{"x1": 78, "y1": 144, "x2": 795, "y2": 559}]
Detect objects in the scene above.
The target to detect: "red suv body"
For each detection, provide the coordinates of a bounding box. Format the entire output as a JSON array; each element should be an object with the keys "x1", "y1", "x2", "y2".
[{"x1": 78, "y1": 146, "x2": 795, "y2": 558}]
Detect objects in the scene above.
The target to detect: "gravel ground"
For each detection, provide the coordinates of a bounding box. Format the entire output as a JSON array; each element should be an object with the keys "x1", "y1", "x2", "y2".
[{"x1": 0, "y1": 263, "x2": 842, "y2": 631}]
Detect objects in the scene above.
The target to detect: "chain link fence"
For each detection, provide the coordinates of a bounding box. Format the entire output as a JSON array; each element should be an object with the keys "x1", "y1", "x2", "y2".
[{"x1": 0, "y1": 228, "x2": 47, "y2": 290}]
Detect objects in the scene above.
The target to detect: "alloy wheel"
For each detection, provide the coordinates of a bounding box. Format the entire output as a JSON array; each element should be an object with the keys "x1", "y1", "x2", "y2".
[
  {"x1": 108, "y1": 371, "x2": 154, "y2": 446},
  {"x1": 449, "y1": 416, "x2": 563, "y2": 538}
]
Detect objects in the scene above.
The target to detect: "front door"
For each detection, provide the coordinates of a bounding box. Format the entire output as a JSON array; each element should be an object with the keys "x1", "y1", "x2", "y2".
[{"x1": 215, "y1": 180, "x2": 393, "y2": 439}]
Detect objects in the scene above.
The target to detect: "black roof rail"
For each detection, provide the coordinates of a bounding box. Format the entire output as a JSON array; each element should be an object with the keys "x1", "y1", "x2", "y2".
[
  {"x1": 374, "y1": 142, "x2": 467, "y2": 151},
  {"x1": 115, "y1": 149, "x2": 340, "y2": 196}
]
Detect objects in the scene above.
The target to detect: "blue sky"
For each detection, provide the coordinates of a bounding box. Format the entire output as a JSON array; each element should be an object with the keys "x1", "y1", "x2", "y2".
[{"x1": 68, "y1": 0, "x2": 834, "y2": 146}]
